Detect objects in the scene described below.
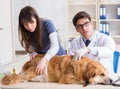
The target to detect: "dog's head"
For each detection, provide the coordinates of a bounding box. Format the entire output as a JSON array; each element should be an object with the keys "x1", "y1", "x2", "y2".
[
  {"x1": 84, "y1": 61, "x2": 112, "y2": 86},
  {"x1": 1, "y1": 74, "x2": 20, "y2": 85},
  {"x1": 70, "y1": 57, "x2": 112, "y2": 87}
]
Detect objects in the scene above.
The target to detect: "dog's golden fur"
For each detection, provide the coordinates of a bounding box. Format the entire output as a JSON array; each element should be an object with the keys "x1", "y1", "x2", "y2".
[{"x1": 1, "y1": 54, "x2": 112, "y2": 86}]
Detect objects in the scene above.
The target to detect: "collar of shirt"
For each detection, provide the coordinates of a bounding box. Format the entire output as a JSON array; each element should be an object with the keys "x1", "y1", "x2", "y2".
[{"x1": 82, "y1": 31, "x2": 95, "y2": 42}]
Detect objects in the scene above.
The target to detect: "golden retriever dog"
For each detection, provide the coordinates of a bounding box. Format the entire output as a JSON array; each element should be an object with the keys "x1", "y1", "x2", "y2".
[{"x1": 1, "y1": 54, "x2": 112, "y2": 86}]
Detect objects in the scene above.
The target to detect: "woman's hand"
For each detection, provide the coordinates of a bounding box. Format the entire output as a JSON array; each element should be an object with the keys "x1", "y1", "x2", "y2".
[
  {"x1": 35, "y1": 57, "x2": 48, "y2": 75},
  {"x1": 29, "y1": 52, "x2": 38, "y2": 60}
]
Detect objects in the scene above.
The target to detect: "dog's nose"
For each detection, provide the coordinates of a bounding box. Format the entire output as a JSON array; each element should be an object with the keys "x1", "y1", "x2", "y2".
[{"x1": 110, "y1": 79, "x2": 113, "y2": 84}]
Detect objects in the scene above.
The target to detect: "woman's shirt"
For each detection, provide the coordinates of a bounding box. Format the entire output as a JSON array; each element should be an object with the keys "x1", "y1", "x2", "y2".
[{"x1": 31, "y1": 19, "x2": 66, "y2": 60}]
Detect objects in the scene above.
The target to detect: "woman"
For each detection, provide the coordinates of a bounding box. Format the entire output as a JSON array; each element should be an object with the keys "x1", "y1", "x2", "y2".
[{"x1": 18, "y1": 6, "x2": 66, "y2": 75}]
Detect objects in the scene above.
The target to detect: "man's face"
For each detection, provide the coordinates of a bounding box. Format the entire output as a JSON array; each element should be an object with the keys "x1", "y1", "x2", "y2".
[{"x1": 75, "y1": 18, "x2": 93, "y2": 39}]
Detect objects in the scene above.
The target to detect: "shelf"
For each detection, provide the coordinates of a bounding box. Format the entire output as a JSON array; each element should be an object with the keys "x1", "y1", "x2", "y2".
[
  {"x1": 67, "y1": 19, "x2": 97, "y2": 23},
  {"x1": 99, "y1": 3, "x2": 120, "y2": 5},
  {"x1": 67, "y1": 3, "x2": 96, "y2": 6},
  {"x1": 67, "y1": 0, "x2": 97, "y2": 4},
  {"x1": 112, "y1": 36, "x2": 120, "y2": 38},
  {"x1": 100, "y1": 19, "x2": 120, "y2": 21},
  {"x1": 99, "y1": 0, "x2": 120, "y2": 3}
]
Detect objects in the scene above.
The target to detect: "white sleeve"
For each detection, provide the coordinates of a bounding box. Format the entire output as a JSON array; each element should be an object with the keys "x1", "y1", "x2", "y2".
[
  {"x1": 43, "y1": 32, "x2": 59, "y2": 61},
  {"x1": 67, "y1": 38, "x2": 81, "y2": 55},
  {"x1": 93, "y1": 36, "x2": 115, "y2": 57}
]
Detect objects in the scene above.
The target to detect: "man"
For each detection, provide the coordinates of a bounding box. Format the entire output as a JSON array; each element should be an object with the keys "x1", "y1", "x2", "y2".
[{"x1": 68, "y1": 11, "x2": 115, "y2": 74}]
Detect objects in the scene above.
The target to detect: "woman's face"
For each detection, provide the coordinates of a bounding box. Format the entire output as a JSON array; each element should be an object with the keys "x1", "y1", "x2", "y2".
[
  {"x1": 23, "y1": 17, "x2": 37, "y2": 32},
  {"x1": 75, "y1": 18, "x2": 94, "y2": 39}
]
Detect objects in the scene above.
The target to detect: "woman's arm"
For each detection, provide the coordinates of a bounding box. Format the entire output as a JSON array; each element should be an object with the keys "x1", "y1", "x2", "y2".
[{"x1": 43, "y1": 32, "x2": 59, "y2": 61}]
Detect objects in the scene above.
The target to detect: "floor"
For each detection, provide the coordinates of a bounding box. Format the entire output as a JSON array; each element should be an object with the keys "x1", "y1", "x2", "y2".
[{"x1": 0, "y1": 54, "x2": 120, "y2": 89}]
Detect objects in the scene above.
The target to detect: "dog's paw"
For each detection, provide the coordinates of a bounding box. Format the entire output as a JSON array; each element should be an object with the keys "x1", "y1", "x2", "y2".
[{"x1": 29, "y1": 75, "x2": 46, "y2": 82}]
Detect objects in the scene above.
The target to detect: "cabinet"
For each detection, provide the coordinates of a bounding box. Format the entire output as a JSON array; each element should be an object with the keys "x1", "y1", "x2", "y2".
[
  {"x1": 0, "y1": 0, "x2": 13, "y2": 64},
  {"x1": 66, "y1": 0, "x2": 120, "y2": 51},
  {"x1": 0, "y1": 29, "x2": 13, "y2": 64}
]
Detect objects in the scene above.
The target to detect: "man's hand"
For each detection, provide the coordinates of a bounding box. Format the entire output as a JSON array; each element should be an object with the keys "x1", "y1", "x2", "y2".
[{"x1": 73, "y1": 47, "x2": 89, "y2": 60}]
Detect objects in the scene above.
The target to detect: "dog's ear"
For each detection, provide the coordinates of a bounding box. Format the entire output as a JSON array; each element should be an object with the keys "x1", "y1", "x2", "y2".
[{"x1": 84, "y1": 63, "x2": 96, "y2": 85}]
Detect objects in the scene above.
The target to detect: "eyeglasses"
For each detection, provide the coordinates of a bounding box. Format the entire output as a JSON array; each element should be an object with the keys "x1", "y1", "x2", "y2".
[{"x1": 76, "y1": 21, "x2": 90, "y2": 29}]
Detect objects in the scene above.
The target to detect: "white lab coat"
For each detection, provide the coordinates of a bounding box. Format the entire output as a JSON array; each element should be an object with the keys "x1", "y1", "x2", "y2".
[{"x1": 68, "y1": 31, "x2": 115, "y2": 74}]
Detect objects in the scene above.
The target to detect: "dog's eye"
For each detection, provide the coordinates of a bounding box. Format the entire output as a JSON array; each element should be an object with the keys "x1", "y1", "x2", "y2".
[
  {"x1": 92, "y1": 73, "x2": 95, "y2": 78},
  {"x1": 100, "y1": 73, "x2": 105, "y2": 76}
]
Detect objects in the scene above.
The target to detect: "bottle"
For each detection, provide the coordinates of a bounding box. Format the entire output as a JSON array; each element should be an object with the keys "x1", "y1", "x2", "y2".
[
  {"x1": 100, "y1": 6, "x2": 106, "y2": 19},
  {"x1": 12, "y1": 68, "x2": 16, "y2": 74},
  {"x1": 105, "y1": 23, "x2": 109, "y2": 35},
  {"x1": 100, "y1": 7, "x2": 103, "y2": 19},
  {"x1": 100, "y1": 23, "x2": 103, "y2": 33},
  {"x1": 103, "y1": 23, "x2": 106, "y2": 34},
  {"x1": 117, "y1": 6, "x2": 120, "y2": 19},
  {"x1": 102, "y1": 6, "x2": 106, "y2": 19}
]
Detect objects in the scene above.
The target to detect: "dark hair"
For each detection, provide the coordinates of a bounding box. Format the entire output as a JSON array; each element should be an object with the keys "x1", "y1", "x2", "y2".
[
  {"x1": 72, "y1": 11, "x2": 91, "y2": 26},
  {"x1": 18, "y1": 6, "x2": 43, "y2": 53}
]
